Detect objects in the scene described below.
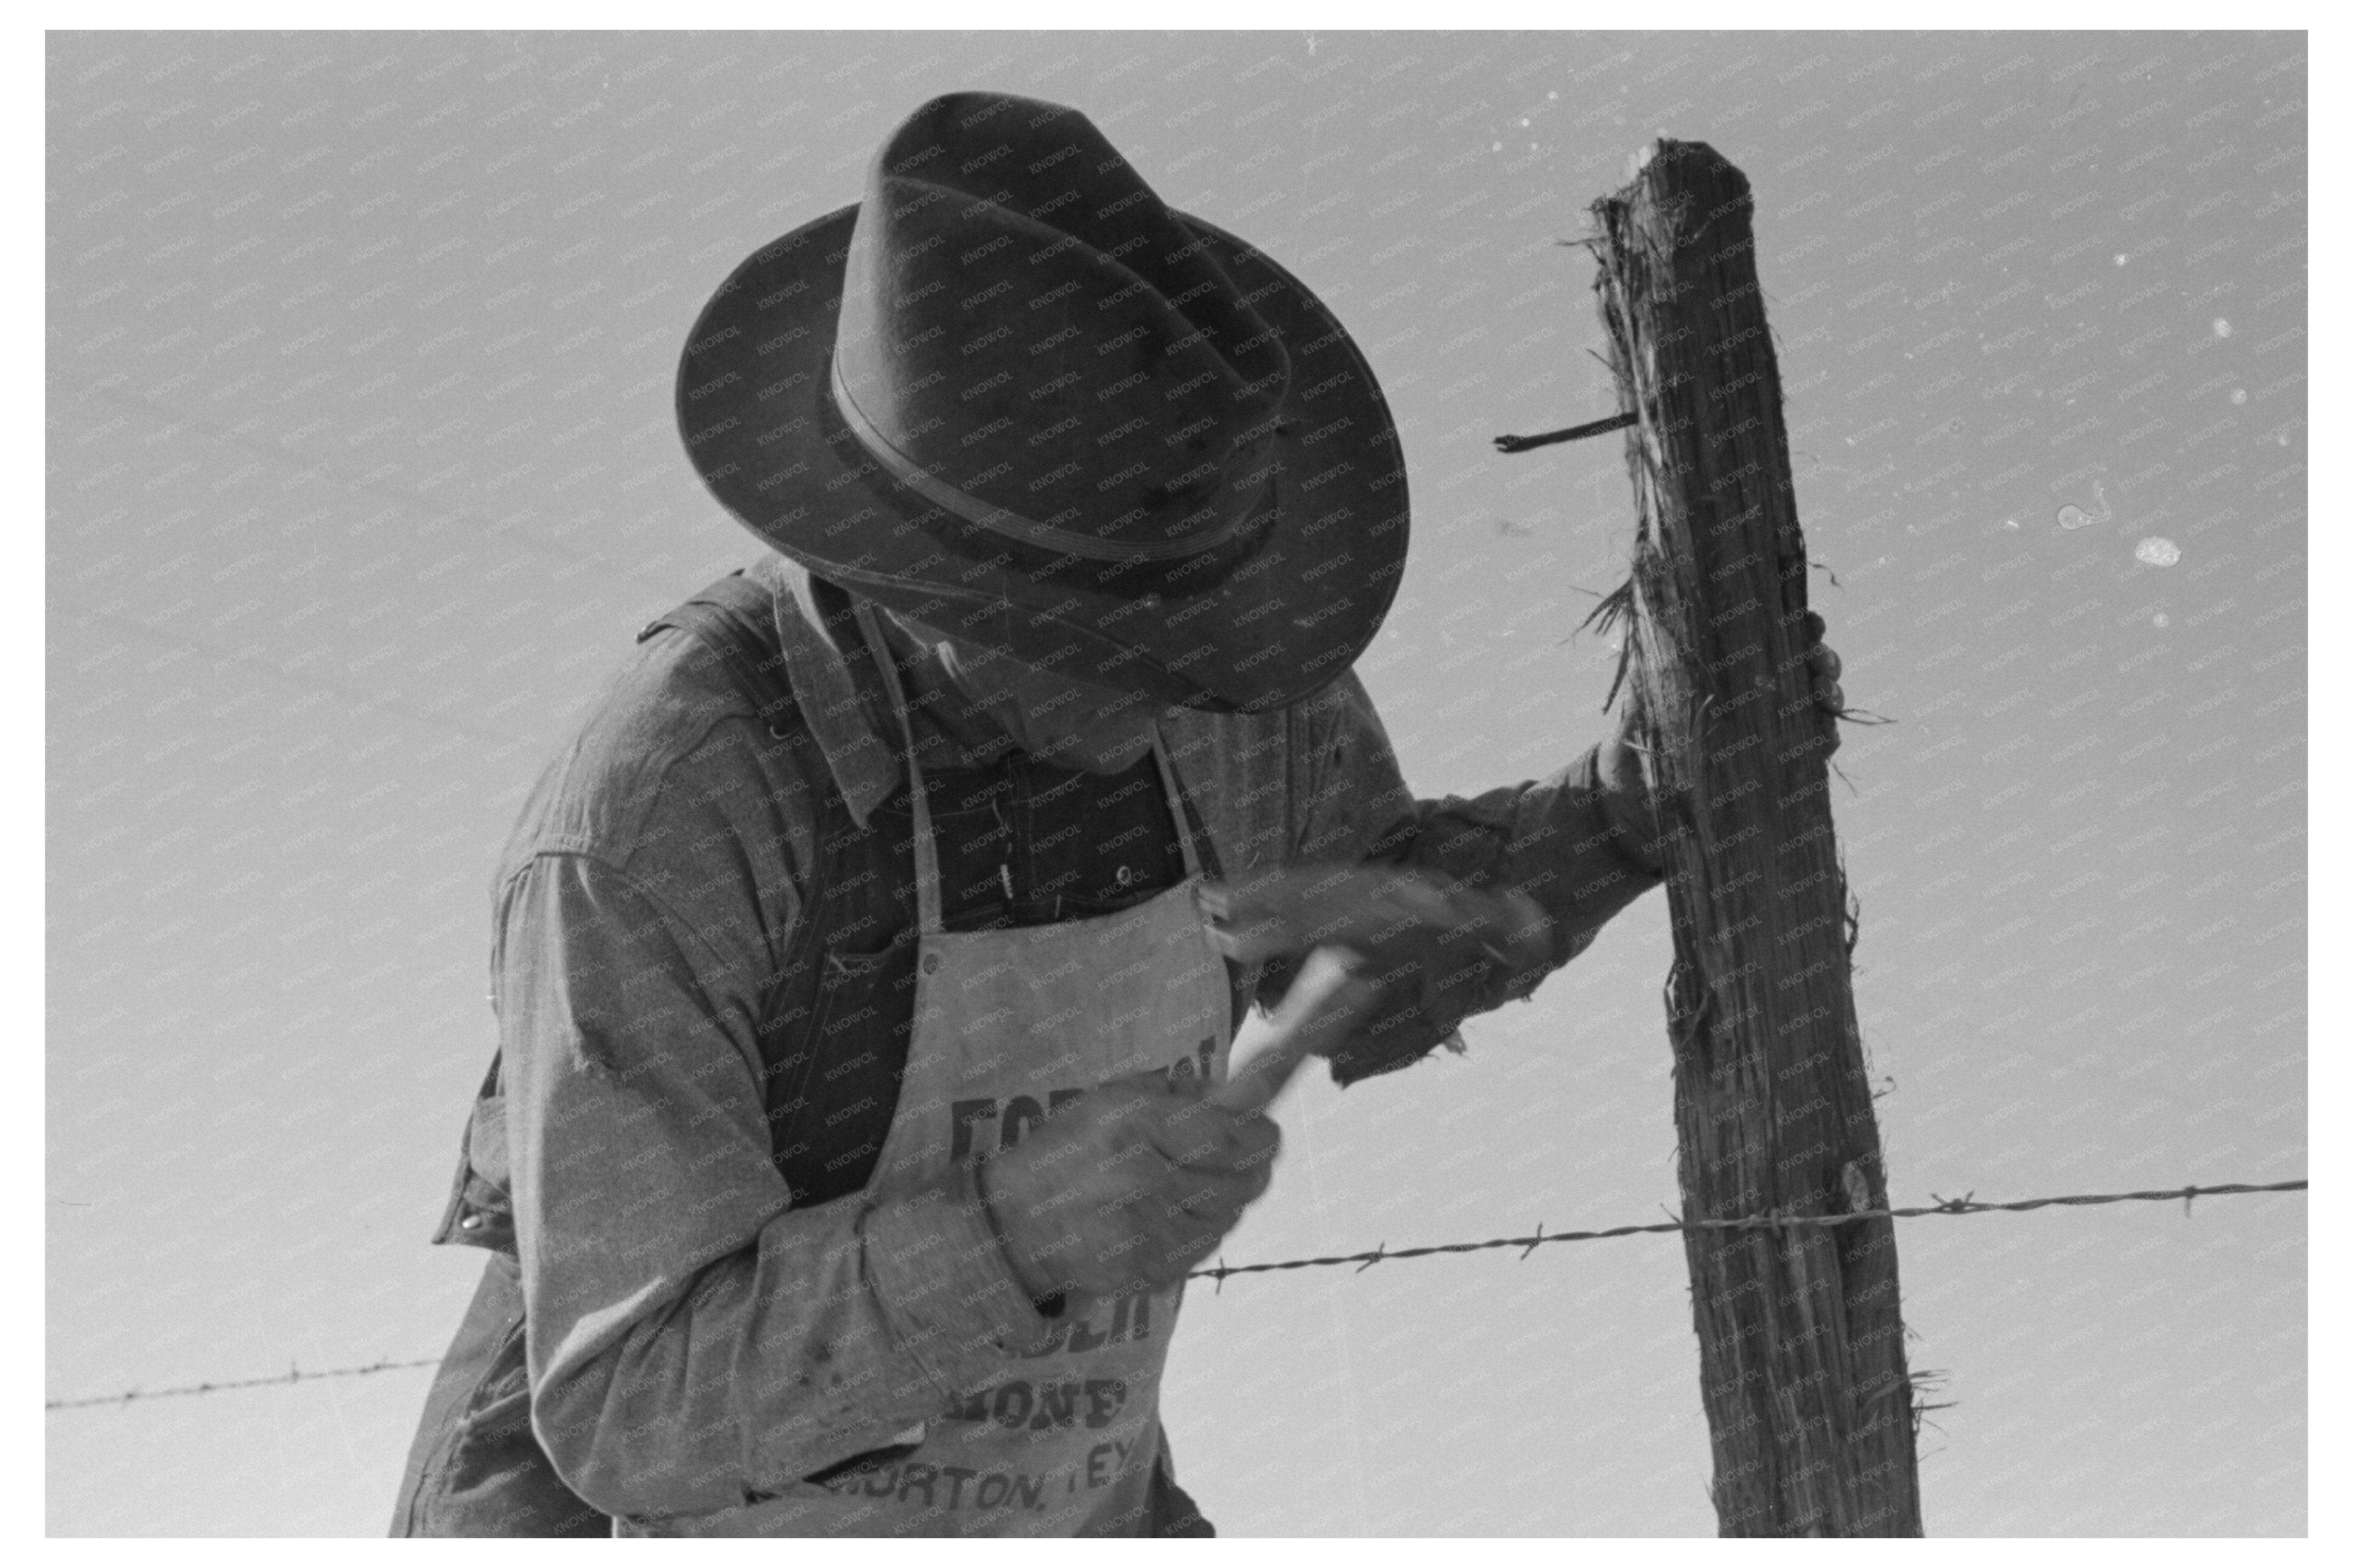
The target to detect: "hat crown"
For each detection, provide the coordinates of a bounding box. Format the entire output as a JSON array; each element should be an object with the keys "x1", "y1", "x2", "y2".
[
  {"x1": 831, "y1": 94, "x2": 1292, "y2": 574},
  {"x1": 675, "y1": 91, "x2": 1410, "y2": 716}
]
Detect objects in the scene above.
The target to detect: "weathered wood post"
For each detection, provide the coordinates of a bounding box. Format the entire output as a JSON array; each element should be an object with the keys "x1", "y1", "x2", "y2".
[{"x1": 1590, "y1": 139, "x2": 1923, "y2": 1536}]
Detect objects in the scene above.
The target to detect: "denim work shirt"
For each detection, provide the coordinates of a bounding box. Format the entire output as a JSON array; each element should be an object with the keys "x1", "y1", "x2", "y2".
[{"x1": 488, "y1": 550, "x2": 1663, "y2": 1525}]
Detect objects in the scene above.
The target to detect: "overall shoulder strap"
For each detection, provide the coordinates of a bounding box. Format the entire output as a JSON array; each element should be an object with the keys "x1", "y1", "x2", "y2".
[
  {"x1": 640, "y1": 569, "x2": 900, "y2": 1193},
  {"x1": 635, "y1": 569, "x2": 798, "y2": 730}
]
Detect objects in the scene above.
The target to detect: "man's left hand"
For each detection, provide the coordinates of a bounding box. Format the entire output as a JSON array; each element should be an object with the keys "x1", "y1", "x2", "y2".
[
  {"x1": 1595, "y1": 610, "x2": 1847, "y2": 872},
  {"x1": 1792, "y1": 609, "x2": 1845, "y2": 751}
]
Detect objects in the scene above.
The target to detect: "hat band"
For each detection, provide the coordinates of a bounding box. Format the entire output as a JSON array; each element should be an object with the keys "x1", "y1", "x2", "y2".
[{"x1": 828, "y1": 352, "x2": 1259, "y2": 566}]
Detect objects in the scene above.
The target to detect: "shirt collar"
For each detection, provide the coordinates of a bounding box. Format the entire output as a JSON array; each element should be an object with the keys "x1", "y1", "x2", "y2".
[
  {"x1": 752, "y1": 551, "x2": 1171, "y2": 827},
  {"x1": 751, "y1": 552, "x2": 905, "y2": 828}
]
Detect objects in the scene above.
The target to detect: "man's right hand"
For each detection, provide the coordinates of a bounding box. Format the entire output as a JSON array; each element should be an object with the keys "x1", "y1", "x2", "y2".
[{"x1": 976, "y1": 1072, "x2": 1279, "y2": 1308}]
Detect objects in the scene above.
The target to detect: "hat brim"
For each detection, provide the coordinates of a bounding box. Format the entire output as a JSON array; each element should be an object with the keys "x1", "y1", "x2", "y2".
[{"x1": 676, "y1": 205, "x2": 1408, "y2": 715}]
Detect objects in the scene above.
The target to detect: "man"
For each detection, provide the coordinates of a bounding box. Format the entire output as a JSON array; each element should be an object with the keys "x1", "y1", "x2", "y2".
[{"x1": 391, "y1": 91, "x2": 1844, "y2": 1538}]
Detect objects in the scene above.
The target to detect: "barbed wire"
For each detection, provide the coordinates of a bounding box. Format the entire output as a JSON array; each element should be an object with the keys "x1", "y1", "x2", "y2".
[
  {"x1": 1190, "y1": 1179, "x2": 2308, "y2": 1287},
  {"x1": 46, "y1": 1357, "x2": 446, "y2": 1412},
  {"x1": 45, "y1": 1178, "x2": 2304, "y2": 1411}
]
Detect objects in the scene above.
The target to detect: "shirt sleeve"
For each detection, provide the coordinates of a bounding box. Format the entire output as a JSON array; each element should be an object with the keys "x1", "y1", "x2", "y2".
[
  {"x1": 496, "y1": 851, "x2": 1057, "y2": 1522},
  {"x1": 1285, "y1": 669, "x2": 1663, "y2": 1009}
]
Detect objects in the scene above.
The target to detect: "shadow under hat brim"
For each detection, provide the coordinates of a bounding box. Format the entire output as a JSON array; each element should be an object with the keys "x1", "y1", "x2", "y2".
[{"x1": 676, "y1": 204, "x2": 1408, "y2": 715}]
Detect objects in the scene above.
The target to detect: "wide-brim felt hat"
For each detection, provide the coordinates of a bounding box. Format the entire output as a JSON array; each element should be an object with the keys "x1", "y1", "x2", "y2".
[{"x1": 676, "y1": 91, "x2": 1408, "y2": 716}]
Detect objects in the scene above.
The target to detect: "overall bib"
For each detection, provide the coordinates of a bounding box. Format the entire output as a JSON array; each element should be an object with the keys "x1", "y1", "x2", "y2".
[{"x1": 653, "y1": 603, "x2": 1233, "y2": 1537}]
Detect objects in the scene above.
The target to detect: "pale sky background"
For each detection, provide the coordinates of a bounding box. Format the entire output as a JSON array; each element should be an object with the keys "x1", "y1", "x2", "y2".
[{"x1": 47, "y1": 29, "x2": 2306, "y2": 1537}]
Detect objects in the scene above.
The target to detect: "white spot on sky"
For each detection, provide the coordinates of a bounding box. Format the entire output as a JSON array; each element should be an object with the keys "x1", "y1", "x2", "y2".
[
  {"x1": 2136, "y1": 537, "x2": 2181, "y2": 567},
  {"x1": 1520, "y1": 117, "x2": 1531, "y2": 127},
  {"x1": 2114, "y1": 253, "x2": 2130, "y2": 265},
  {"x1": 1548, "y1": 91, "x2": 1559, "y2": 99},
  {"x1": 2212, "y1": 318, "x2": 2234, "y2": 338},
  {"x1": 2153, "y1": 612, "x2": 2170, "y2": 627},
  {"x1": 2231, "y1": 388, "x2": 2248, "y2": 404},
  {"x1": 2003, "y1": 517, "x2": 2020, "y2": 530},
  {"x1": 1492, "y1": 141, "x2": 1503, "y2": 152}
]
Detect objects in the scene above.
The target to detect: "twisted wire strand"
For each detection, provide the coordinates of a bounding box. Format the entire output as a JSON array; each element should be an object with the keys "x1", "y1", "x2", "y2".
[
  {"x1": 46, "y1": 1180, "x2": 2306, "y2": 1409},
  {"x1": 1190, "y1": 1180, "x2": 2307, "y2": 1286},
  {"x1": 46, "y1": 1357, "x2": 445, "y2": 1412}
]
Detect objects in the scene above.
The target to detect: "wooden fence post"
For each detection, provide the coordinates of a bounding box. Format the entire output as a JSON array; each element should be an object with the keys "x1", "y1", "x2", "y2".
[{"x1": 1588, "y1": 139, "x2": 1924, "y2": 1536}]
